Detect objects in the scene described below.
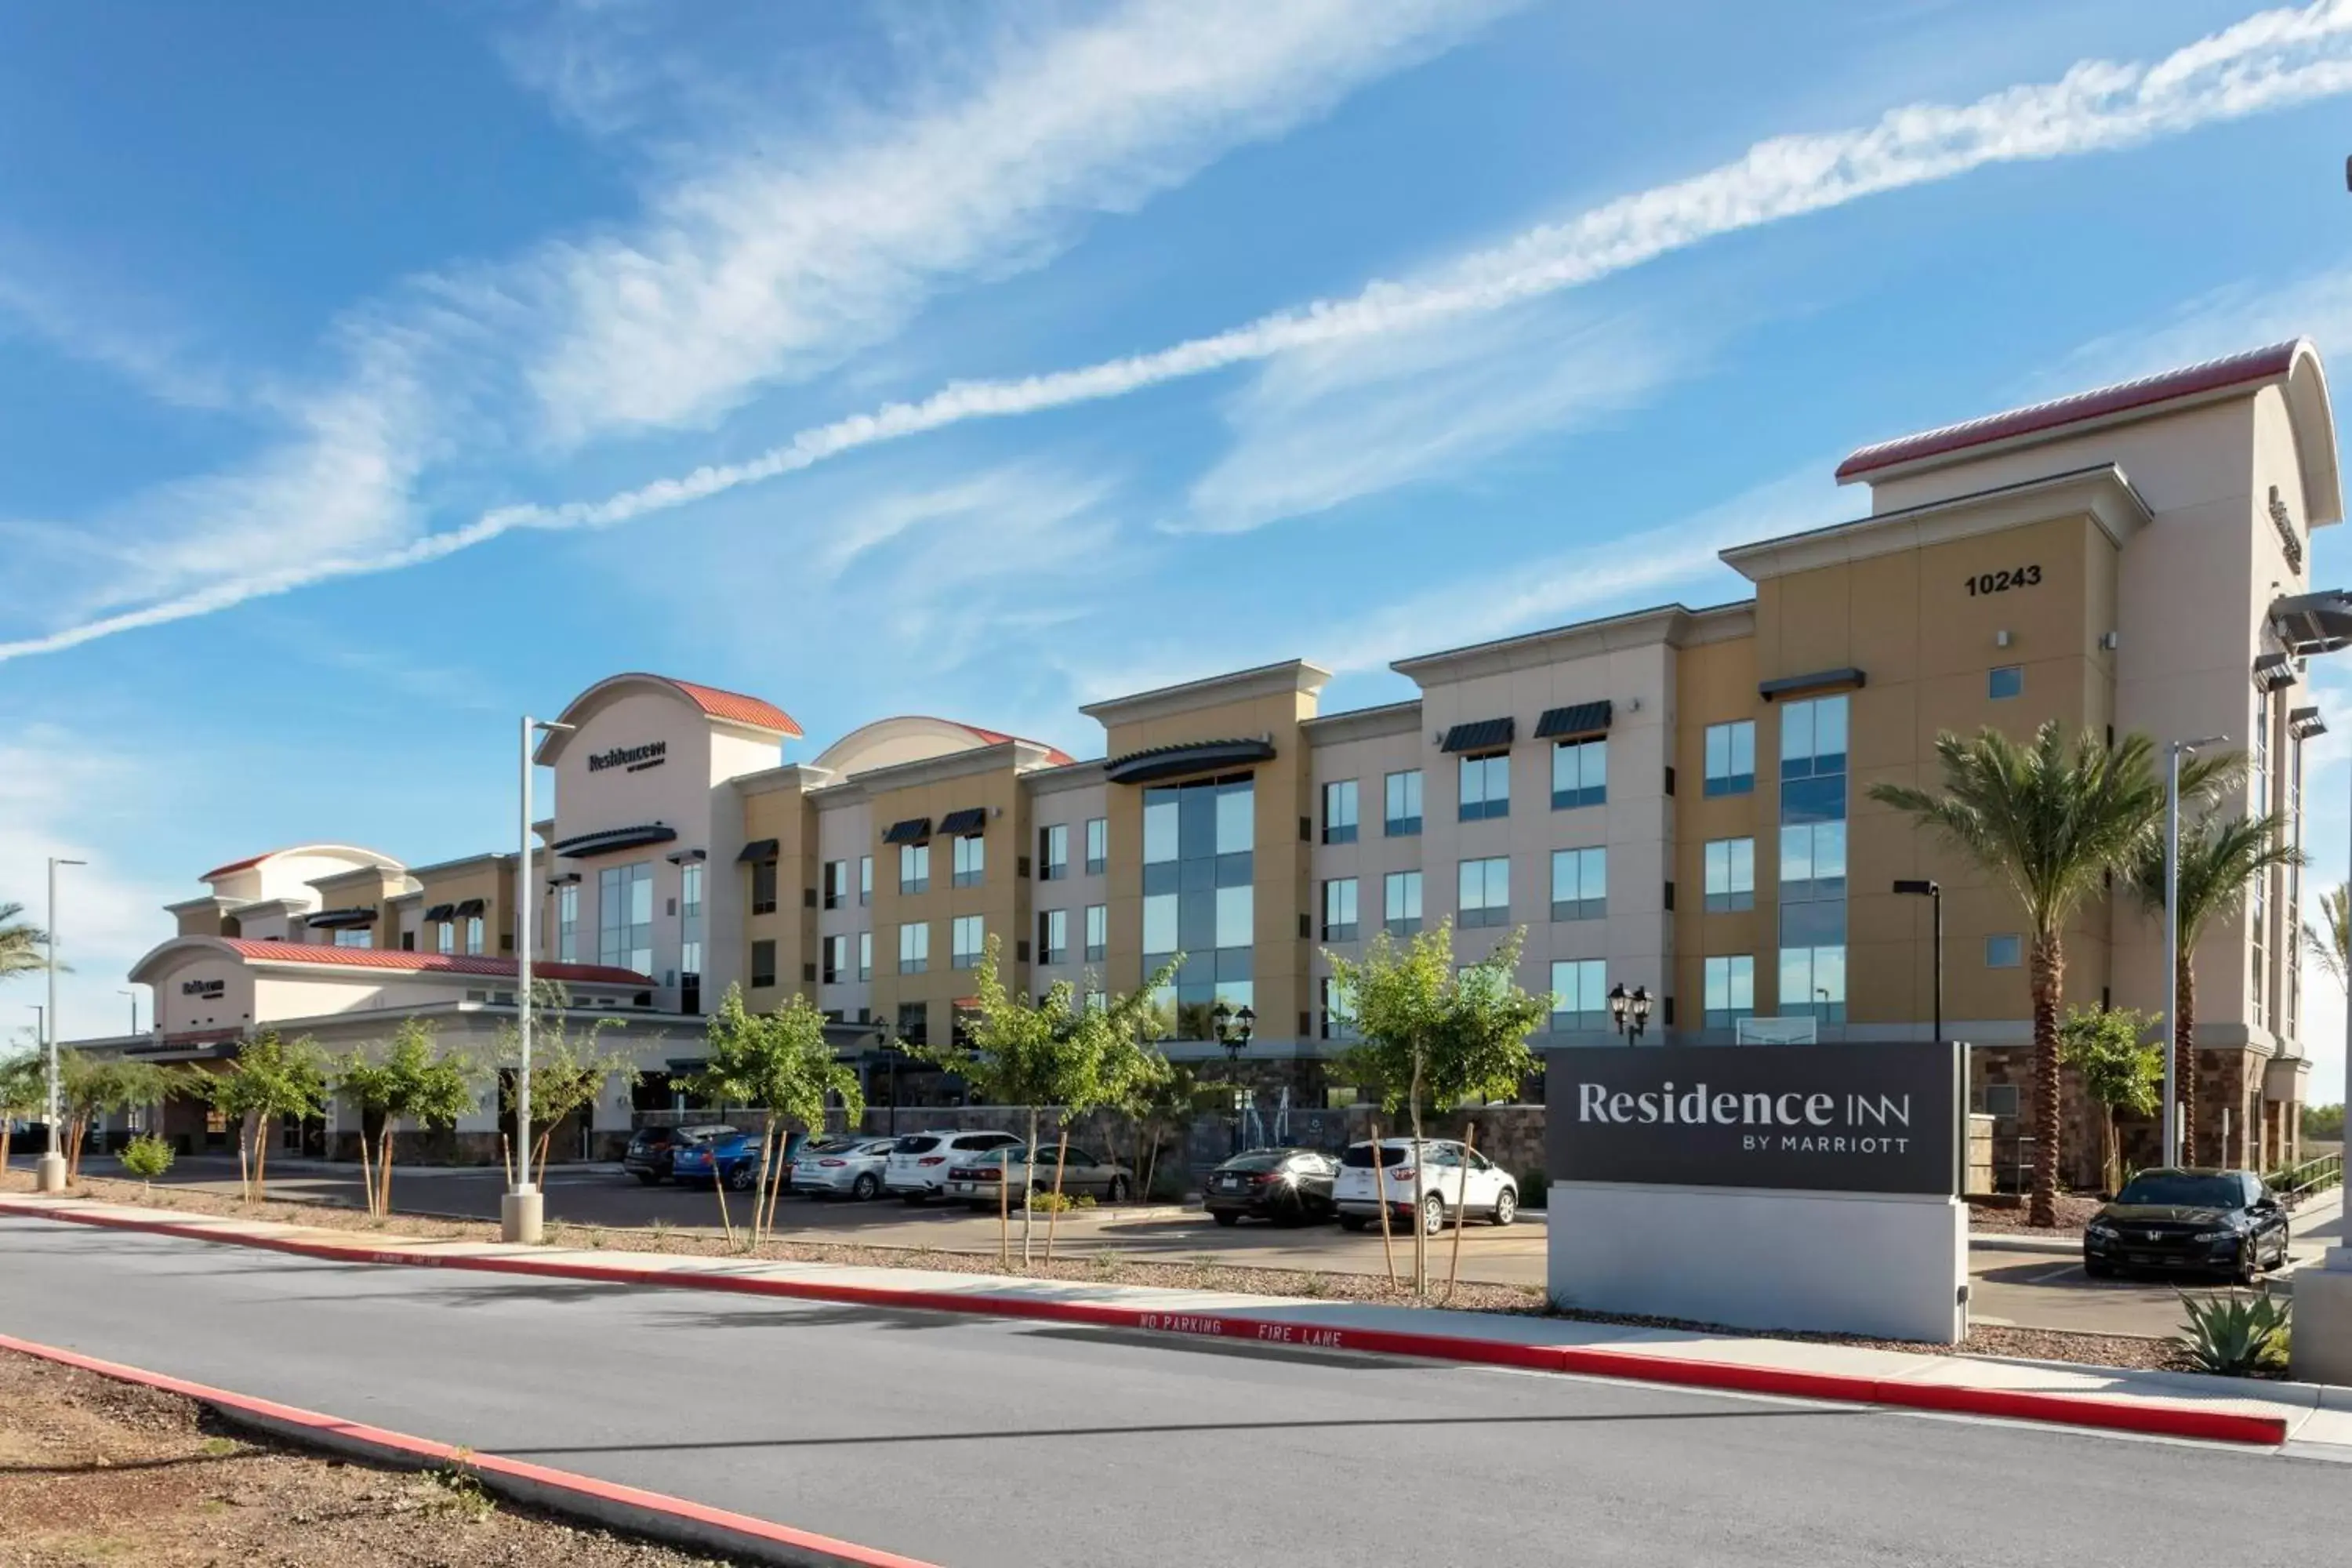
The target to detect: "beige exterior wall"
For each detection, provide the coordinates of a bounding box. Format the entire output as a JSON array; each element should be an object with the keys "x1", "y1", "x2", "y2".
[{"x1": 863, "y1": 751, "x2": 1035, "y2": 1045}]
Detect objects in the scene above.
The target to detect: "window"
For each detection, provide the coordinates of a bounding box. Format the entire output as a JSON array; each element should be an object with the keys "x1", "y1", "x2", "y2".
[
  {"x1": 1323, "y1": 779, "x2": 1359, "y2": 844},
  {"x1": 1084, "y1": 903, "x2": 1107, "y2": 964},
  {"x1": 822, "y1": 859, "x2": 848, "y2": 909},
  {"x1": 1780, "y1": 943, "x2": 1846, "y2": 1024},
  {"x1": 1780, "y1": 693, "x2": 1848, "y2": 779},
  {"x1": 895, "y1": 1001, "x2": 927, "y2": 1048},
  {"x1": 857, "y1": 931, "x2": 873, "y2": 982},
  {"x1": 858, "y1": 855, "x2": 873, "y2": 906},
  {"x1": 951, "y1": 915, "x2": 984, "y2": 970},
  {"x1": 598, "y1": 862, "x2": 654, "y2": 975},
  {"x1": 822, "y1": 934, "x2": 848, "y2": 985},
  {"x1": 1322, "y1": 878, "x2": 1359, "y2": 942},
  {"x1": 1989, "y1": 665, "x2": 2024, "y2": 700},
  {"x1": 1040, "y1": 909, "x2": 1069, "y2": 964},
  {"x1": 1985, "y1": 934, "x2": 2023, "y2": 969},
  {"x1": 1458, "y1": 857, "x2": 1510, "y2": 927},
  {"x1": 1084, "y1": 817, "x2": 1107, "y2": 875},
  {"x1": 436, "y1": 921, "x2": 454, "y2": 955},
  {"x1": 333, "y1": 927, "x2": 372, "y2": 949},
  {"x1": 952, "y1": 833, "x2": 985, "y2": 888},
  {"x1": 899, "y1": 841, "x2": 930, "y2": 894},
  {"x1": 1458, "y1": 753, "x2": 1509, "y2": 821},
  {"x1": 1552, "y1": 738, "x2": 1606, "y2": 810},
  {"x1": 1550, "y1": 847, "x2": 1606, "y2": 921},
  {"x1": 751, "y1": 858, "x2": 779, "y2": 916},
  {"x1": 1040, "y1": 823, "x2": 1069, "y2": 881},
  {"x1": 1778, "y1": 694, "x2": 1848, "y2": 1026},
  {"x1": 1319, "y1": 975, "x2": 1358, "y2": 1041},
  {"x1": 1142, "y1": 772, "x2": 1256, "y2": 1031},
  {"x1": 1550, "y1": 959, "x2": 1608, "y2": 1032},
  {"x1": 1779, "y1": 821, "x2": 1847, "y2": 902},
  {"x1": 1704, "y1": 720, "x2": 1755, "y2": 797},
  {"x1": 898, "y1": 921, "x2": 930, "y2": 975},
  {"x1": 557, "y1": 883, "x2": 579, "y2": 963},
  {"x1": 750, "y1": 939, "x2": 777, "y2": 989},
  {"x1": 680, "y1": 862, "x2": 703, "y2": 1002},
  {"x1": 460, "y1": 915, "x2": 481, "y2": 955},
  {"x1": 1703, "y1": 955, "x2": 1755, "y2": 1029},
  {"x1": 1384, "y1": 870, "x2": 1423, "y2": 937},
  {"x1": 1704, "y1": 837, "x2": 1755, "y2": 913},
  {"x1": 1384, "y1": 769, "x2": 1423, "y2": 837}
]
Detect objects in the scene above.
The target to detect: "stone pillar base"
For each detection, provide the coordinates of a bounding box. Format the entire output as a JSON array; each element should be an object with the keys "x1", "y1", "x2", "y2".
[
  {"x1": 499, "y1": 1189, "x2": 543, "y2": 1245},
  {"x1": 33, "y1": 1153, "x2": 66, "y2": 1194},
  {"x1": 2288, "y1": 1247, "x2": 2352, "y2": 1388}
]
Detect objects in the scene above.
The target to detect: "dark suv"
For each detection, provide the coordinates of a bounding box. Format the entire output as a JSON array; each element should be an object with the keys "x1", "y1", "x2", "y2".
[
  {"x1": 2084, "y1": 1168, "x2": 2290, "y2": 1283},
  {"x1": 1203, "y1": 1148, "x2": 1339, "y2": 1226},
  {"x1": 622, "y1": 1123, "x2": 738, "y2": 1185}
]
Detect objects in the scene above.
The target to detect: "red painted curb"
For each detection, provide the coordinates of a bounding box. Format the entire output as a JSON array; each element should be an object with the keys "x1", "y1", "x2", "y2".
[
  {"x1": 1, "y1": 1198, "x2": 2290, "y2": 1449},
  {"x1": 0, "y1": 1329, "x2": 938, "y2": 1568}
]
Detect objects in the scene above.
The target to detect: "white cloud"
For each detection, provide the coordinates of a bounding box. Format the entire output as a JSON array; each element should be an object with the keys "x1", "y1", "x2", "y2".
[
  {"x1": 12, "y1": 0, "x2": 2352, "y2": 662},
  {"x1": 0, "y1": 254, "x2": 240, "y2": 415}
]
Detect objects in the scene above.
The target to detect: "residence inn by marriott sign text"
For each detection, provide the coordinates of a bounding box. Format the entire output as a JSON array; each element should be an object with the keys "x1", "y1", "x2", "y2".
[{"x1": 1549, "y1": 1044, "x2": 1959, "y2": 1196}]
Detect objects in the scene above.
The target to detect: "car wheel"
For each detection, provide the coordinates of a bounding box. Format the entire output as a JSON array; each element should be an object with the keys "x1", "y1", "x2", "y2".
[
  {"x1": 2083, "y1": 1257, "x2": 2116, "y2": 1279},
  {"x1": 1419, "y1": 1193, "x2": 1446, "y2": 1236},
  {"x1": 1490, "y1": 1187, "x2": 1518, "y2": 1227},
  {"x1": 633, "y1": 1171, "x2": 659, "y2": 1186},
  {"x1": 1105, "y1": 1176, "x2": 1130, "y2": 1203},
  {"x1": 1212, "y1": 1210, "x2": 1242, "y2": 1228},
  {"x1": 726, "y1": 1163, "x2": 756, "y2": 1192},
  {"x1": 851, "y1": 1172, "x2": 881, "y2": 1201},
  {"x1": 1338, "y1": 1214, "x2": 1368, "y2": 1232},
  {"x1": 2237, "y1": 1240, "x2": 2263, "y2": 1287}
]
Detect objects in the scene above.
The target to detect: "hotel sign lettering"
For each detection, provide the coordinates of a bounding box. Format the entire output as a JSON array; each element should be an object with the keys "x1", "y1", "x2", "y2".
[
  {"x1": 1548, "y1": 1042, "x2": 1958, "y2": 1196},
  {"x1": 181, "y1": 978, "x2": 225, "y2": 999},
  {"x1": 588, "y1": 740, "x2": 668, "y2": 775}
]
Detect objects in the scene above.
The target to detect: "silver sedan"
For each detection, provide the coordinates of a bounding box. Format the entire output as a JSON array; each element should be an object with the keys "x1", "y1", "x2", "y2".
[{"x1": 789, "y1": 1136, "x2": 902, "y2": 1200}]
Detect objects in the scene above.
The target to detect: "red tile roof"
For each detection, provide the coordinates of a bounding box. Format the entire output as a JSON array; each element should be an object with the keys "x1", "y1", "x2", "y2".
[
  {"x1": 662, "y1": 676, "x2": 804, "y2": 736},
  {"x1": 217, "y1": 938, "x2": 650, "y2": 987},
  {"x1": 913, "y1": 716, "x2": 1077, "y2": 768},
  {"x1": 198, "y1": 852, "x2": 270, "y2": 882},
  {"x1": 1835, "y1": 341, "x2": 2305, "y2": 482}
]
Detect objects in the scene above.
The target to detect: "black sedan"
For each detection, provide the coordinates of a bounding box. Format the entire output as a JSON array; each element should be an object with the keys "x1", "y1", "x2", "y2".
[
  {"x1": 1203, "y1": 1148, "x2": 1339, "y2": 1226},
  {"x1": 622, "y1": 1123, "x2": 739, "y2": 1185},
  {"x1": 2083, "y1": 1168, "x2": 2290, "y2": 1283}
]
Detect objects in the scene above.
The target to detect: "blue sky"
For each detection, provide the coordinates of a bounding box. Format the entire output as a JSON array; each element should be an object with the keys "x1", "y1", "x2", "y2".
[{"x1": 5, "y1": 0, "x2": 2352, "y2": 1104}]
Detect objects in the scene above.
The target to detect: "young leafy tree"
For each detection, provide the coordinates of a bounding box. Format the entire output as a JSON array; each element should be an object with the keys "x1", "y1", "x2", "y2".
[
  {"x1": 2127, "y1": 802, "x2": 2302, "y2": 1165},
  {"x1": 675, "y1": 985, "x2": 863, "y2": 1246},
  {"x1": 339, "y1": 1019, "x2": 485, "y2": 1217},
  {"x1": 201, "y1": 1031, "x2": 330, "y2": 1201},
  {"x1": 495, "y1": 981, "x2": 631, "y2": 1185},
  {"x1": 1869, "y1": 723, "x2": 2216, "y2": 1227},
  {"x1": 1327, "y1": 918, "x2": 1548, "y2": 1295},
  {"x1": 118, "y1": 1131, "x2": 175, "y2": 1196},
  {"x1": 0, "y1": 902, "x2": 49, "y2": 982},
  {"x1": 911, "y1": 935, "x2": 1174, "y2": 1266},
  {"x1": 2056, "y1": 1005, "x2": 2163, "y2": 1195},
  {"x1": 56, "y1": 1051, "x2": 179, "y2": 1180},
  {"x1": 0, "y1": 1051, "x2": 42, "y2": 1171}
]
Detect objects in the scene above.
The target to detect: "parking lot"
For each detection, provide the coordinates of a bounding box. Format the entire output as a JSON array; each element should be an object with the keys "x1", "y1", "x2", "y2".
[{"x1": 102, "y1": 1154, "x2": 2343, "y2": 1341}]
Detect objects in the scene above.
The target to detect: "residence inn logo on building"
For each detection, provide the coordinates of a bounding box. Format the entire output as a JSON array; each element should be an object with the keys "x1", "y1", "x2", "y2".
[
  {"x1": 1575, "y1": 1079, "x2": 1917, "y2": 1156},
  {"x1": 587, "y1": 740, "x2": 667, "y2": 775}
]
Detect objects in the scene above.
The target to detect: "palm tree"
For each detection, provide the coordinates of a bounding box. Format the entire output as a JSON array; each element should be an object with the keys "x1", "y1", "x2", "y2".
[
  {"x1": 0, "y1": 902, "x2": 48, "y2": 982},
  {"x1": 2129, "y1": 806, "x2": 2303, "y2": 1167},
  {"x1": 1871, "y1": 724, "x2": 2196, "y2": 1227},
  {"x1": 2305, "y1": 883, "x2": 2350, "y2": 1000}
]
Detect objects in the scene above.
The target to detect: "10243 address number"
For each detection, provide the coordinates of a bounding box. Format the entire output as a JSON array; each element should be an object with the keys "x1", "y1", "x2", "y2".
[{"x1": 1965, "y1": 564, "x2": 2041, "y2": 595}]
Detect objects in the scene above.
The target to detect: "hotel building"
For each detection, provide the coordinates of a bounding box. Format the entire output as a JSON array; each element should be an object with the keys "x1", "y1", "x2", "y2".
[{"x1": 94, "y1": 342, "x2": 2340, "y2": 1178}]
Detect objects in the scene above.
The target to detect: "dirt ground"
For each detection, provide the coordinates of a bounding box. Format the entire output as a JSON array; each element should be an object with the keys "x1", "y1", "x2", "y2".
[{"x1": 0, "y1": 1348, "x2": 735, "y2": 1567}]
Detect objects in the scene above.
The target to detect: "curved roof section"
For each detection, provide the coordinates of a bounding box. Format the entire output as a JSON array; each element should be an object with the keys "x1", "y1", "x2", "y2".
[
  {"x1": 811, "y1": 714, "x2": 1076, "y2": 778},
  {"x1": 198, "y1": 844, "x2": 401, "y2": 886},
  {"x1": 130, "y1": 935, "x2": 652, "y2": 988},
  {"x1": 537, "y1": 672, "x2": 802, "y2": 763},
  {"x1": 1835, "y1": 340, "x2": 2342, "y2": 524}
]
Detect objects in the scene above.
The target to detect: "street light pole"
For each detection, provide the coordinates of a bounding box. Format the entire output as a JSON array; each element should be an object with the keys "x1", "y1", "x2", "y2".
[
  {"x1": 2165, "y1": 735, "x2": 2225, "y2": 1169},
  {"x1": 503, "y1": 716, "x2": 572, "y2": 1245},
  {"x1": 38, "y1": 857, "x2": 85, "y2": 1194},
  {"x1": 1893, "y1": 880, "x2": 1943, "y2": 1046}
]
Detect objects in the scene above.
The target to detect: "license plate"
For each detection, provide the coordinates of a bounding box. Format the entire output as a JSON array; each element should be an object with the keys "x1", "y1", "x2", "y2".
[
  {"x1": 1218, "y1": 1177, "x2": 1242, "y2": 1190},
  {"x1": 949, "y1": 1182, "x2": 973, "y2": 1196}
]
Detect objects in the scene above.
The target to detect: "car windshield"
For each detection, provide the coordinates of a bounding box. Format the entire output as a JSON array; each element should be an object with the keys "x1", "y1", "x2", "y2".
[
  {"x1": 894, "y1": 1137, "x2": 941, "y2": 1154},
  {"x1": 2114, "y1": 1174, "x2": 2245, "y2": 1208},
  {"x1": 1341, "y1": 1145, "x2": 1410, "y2": 1168},
  {"x1": 1221, "y1": 1153, "x2": 1287, "y2": 1171}
]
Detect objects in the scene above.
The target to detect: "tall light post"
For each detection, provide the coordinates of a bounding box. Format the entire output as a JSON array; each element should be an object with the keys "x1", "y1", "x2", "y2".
[
  {"x1": 37, "y1": 856, "x2": 85, "y2": 1194},
  {"x1": 118, "y1": 989, "x2": 138, "y2": 1036},
  {"x1": 503, "y1": 716, "x2": 572, "y2": 1245},
  {"x1": 2165, "y1": 735, "x2": 2225, "y2": 1169},
  {"x1": 1893, "y1": 880, "x2": 1943, "y2": 1046}
]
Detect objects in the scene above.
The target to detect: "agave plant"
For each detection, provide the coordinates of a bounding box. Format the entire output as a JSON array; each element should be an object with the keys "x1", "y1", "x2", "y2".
[{"x1": 2173, "y1": 1289, "x2": 2291, "y2": 1377}]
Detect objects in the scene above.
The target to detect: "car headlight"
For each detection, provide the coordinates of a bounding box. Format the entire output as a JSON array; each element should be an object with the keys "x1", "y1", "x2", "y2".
[
  {"x1": 2194, "y1": 1228, "x2": 2239, "y2": 1243},
  {"x1": 2086, "y1": 1222, "x2": 2118, "y2": 1240}
]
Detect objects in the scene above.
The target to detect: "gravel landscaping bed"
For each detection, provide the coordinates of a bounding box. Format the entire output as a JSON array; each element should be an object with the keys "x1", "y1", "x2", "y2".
[
  {"x1": 1966, "y1": 1193, "x2": 2103, "y2": 1234},
  {"x1": 0, "y1": 1347, "x2": 730, "y2": 1566}
]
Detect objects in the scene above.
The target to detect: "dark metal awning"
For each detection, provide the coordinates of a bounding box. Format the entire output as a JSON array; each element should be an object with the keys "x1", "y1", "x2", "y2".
[
  {"x1": 2270, "y1": 590, "x2": 2352, "y2": 655},
  {"x1": 551, "y1": 823, "x2": 679, "y2": 858},
  {"x1": 452, "y1": 898, "x2": 487, "y2": 919},
  {"x1": 546, "y1": 872, "x2": 581, "y2": 887},
  {"x1": 423, "y1": 903, "x2": 456, "y2": 922},
  {"x1": 938, "y1": 808, "x2": 987, "y2": 836},
  {"x1": 1760, "y1": 667, "x2": 1866, "y2": 702},
  {"x1": 667, "y1": 848, "x2": 708, "y2": 863},
  {"x1": 1534, "y1": 701, "x2": 1612, "y2": 741},
  {"x1": 1103, "y1": 738, "x2": 1276, "y2": 784},
  {"x1": 1441, "y1": 717, "x2": 1514, "y2": 753},
  {"x1": 303, "y1": 906, "x2": 377, "y2": 930},
  {"x1": 735, "y1": 838, "x2": 779, "y2": 863},
  {"x1": 2252, "y1": 652, "x2": 2299, "y2": 693},
  {"x1": 883, "y1": 817, "x2": 933, "y2": 844},
  {"x1": 2288, "y1": 706, "x2": 2328, "y2": 741}
]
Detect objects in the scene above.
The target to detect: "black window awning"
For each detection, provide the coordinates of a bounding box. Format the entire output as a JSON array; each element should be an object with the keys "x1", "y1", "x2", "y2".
[
  {"x1": 546, "y1": 872, "x2": 581, "y2": 887},
  {"x1": 938, "y1": 808, "x2": 987, "y2": 836},
  {"x1": 551, "y1": 823, "x2": 680, "y2": 858},
  {"x1": 735, "y1": 838, "x2": 779, "y2": 863},
  {"x1": 883, "y1": 817, "x2": 933, "y2": 844},
  {"x1": 423, "y1": 903, "x2": 457, "y2": 922},
  {"x1": 1759, "y1": 667, "x2": 1866, "y2": 702},
  {"x1": 452, "y1": 898, "x2": 487, "y2": 918},
  {"x1": 1534, "y1": 701, "x2": 1612, "y2": 741},
  {"x1": 1442, "y1": 717, "x2": 1514, "y2": 753},
  {"x1": 2271, "y1": 590, "x2": 2352, "y2": 656},
  {"x1": 1103, "y1": 738, "x2": 1276, "y2": 785},
  {"x1": 303, "y1": 906, "x2": 377, "y2": 930},
  {"x1": 2288, "y1": 706, "x2": 2328, "y2": 740}
]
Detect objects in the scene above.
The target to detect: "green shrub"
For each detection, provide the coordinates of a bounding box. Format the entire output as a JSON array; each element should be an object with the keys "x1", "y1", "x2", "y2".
[
  {"x1": 119, "y1": 1133, "x2": 175, "y2": 1189},
  {"x1": 1517, "y1": 1169, "x2": 1548, "y2": 1210},
  {"x1": 2174, "y1": 1290, "x2": 2292, "y2": 1377},
  {"x1": 1027, "y1": 1190, "x2": 1097, "y2": 1213}
]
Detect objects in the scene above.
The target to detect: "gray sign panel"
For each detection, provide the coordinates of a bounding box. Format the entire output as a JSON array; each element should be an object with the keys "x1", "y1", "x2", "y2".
[{"x1": 1547, "y1": 1043, "x2": 1958, "y2": 1196}]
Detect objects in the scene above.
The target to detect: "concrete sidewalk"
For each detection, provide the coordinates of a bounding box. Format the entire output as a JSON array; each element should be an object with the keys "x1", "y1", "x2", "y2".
[{"x1": 4, "y1": 1190, "x2": 2345, "y2": 1455}]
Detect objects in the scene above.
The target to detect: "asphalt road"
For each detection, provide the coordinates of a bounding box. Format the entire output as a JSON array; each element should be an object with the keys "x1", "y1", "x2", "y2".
[
  {"x1": 111, "y1": 1155, "x2": 2333, "y2": 1339},
  {"x1": 0, "y1": 1217, "x2": 2343, "y2": 1567}
]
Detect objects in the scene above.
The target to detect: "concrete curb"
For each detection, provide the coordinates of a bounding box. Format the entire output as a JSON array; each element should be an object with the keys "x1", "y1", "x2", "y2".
[
  {"x1": 0, "y1": 1330, "x2": 937, "y2": 1568},
  {"x1": 0, "y1": 1198, "x2": 2289, "y2": 1450}
]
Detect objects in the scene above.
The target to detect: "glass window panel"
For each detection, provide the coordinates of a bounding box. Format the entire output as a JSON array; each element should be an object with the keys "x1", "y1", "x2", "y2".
[
  {"x1": 1989, "y1": 666, "x2": 2024, "y2": 700},
  {"x1": 1143, "y1": 793, "x2": 1179, "y2": 863},
  {"x1": 1780, "y1": 899, "x2": 1846, "y2": 947},
  {"x1": 1085, "y1": 904, "x2": 1107, "y2": 961},
  {"x1": 1385, "y1": 769, "x2": 1423, "y2": 834},
  {"x1": 1142, "y1": 893, "x2": 1178, "y2": 956},
  {"x1": 1085, "y1": 817, "x2": 1107, "y2": 872},
  {"x1": 1214, "y1": 781, "x2": 1254, "y2": 855},
  {"x1": 1780, "y1": 774, "x2": 1846, "y2": 825},
  {"x1": 1215, "y1": 884, "x2": 1254, "y2": 949}
]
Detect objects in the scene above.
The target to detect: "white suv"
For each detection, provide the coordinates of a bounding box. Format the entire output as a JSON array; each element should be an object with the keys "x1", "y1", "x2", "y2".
[
  {"x1": 1333, "y1": 1138, "x2": 1518, "y2": 1234},
  {"x1": 884, "y1": 1130, "x2": 1022, "y2": 1203}
]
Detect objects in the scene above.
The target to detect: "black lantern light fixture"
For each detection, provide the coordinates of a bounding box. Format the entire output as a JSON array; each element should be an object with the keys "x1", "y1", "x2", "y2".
[
  {"x1": 1607, "y1": 982, "x2": 1652, "y2": 1044},
  {"x1": 1210, "y1": 999, "x2": 1256, "y2": 1063}
]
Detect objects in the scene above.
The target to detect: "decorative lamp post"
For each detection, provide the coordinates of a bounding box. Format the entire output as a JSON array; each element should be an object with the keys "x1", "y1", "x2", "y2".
[
  {"x1": 1607, "y1": 982, "x2": 1651, "y2": 1044},
  {"x1": 1211, "y1": 1001, "x2": 1255, "y2": 1154}
]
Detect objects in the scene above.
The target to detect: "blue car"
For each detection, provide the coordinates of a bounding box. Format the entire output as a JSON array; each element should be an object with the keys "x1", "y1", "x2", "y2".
[{"x1": 670, "y1": 1129, "x2": 812, "y2": 1191}]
